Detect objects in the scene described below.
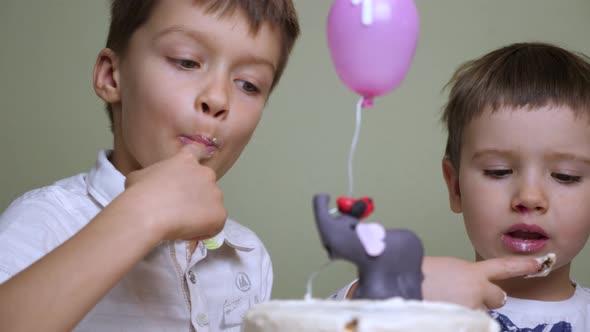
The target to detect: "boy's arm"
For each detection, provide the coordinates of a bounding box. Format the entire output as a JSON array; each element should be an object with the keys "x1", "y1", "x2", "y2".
[
  {"x1": 339, "y1": 256, "x2": 538, "y2": 309},
  {"x1": 0, "y1": 196, "x2": 161, "y2": 332},
  {"x1": 0, "y1": 145, "x2": 226, "y2": 332}
]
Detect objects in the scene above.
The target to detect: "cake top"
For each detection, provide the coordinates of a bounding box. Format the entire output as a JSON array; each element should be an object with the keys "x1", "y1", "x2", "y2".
[{"x1": 244, "y1": 298, "x2": 500, "y2": 332}]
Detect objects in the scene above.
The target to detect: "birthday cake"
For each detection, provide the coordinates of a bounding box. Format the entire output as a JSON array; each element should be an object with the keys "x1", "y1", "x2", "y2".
[
  {"x1": 242, "y1": 298, "x2": 500, "y2": 332},
  {"x1": 241, "y1": 192, "x2": 501, "y2": 332}
]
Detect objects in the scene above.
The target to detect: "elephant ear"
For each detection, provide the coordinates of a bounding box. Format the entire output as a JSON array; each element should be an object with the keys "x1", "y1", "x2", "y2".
[{"x1": 355, "y1": 222, "x2": 386, "y2": 257}]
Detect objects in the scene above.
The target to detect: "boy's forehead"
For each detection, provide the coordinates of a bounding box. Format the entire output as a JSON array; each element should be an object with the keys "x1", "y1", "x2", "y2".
[
  {"x1": 463, "y1": 105, "x2": 590, "y2": 149},
  {"x1": 144, "y1": 0, "x2": 281, "y2": 62},
  {"x1": 148, "y1": 0, "x2": 275, "y2": 36},
  {"x1": 148, "y1": 1, "x2": 238, "y2": 29}
]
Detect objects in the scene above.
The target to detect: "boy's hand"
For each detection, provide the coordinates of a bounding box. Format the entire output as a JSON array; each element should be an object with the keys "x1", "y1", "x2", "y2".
[
  {"x1": 122, "y1": 144, "x2": 227, "y2": 242},
  {"x1": 422, "y1": 256, "x2": 539, "y2": 309}
]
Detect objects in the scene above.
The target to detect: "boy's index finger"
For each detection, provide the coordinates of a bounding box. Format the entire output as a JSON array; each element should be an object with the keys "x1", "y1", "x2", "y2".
[
  {"x1": 179, "y1": 143, "x2": 209, "y2": 163},
  {"x1": 480, "y1": 256, "x2": 540, "y2": 281}
]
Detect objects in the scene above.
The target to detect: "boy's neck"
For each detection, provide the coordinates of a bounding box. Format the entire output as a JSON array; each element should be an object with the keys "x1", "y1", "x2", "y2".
[{"x1": 494, "y1": 262, "x2": 575, "y2": 301}]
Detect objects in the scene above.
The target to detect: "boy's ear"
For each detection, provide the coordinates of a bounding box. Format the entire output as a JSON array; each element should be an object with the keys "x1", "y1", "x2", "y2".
[
  {"x1": 442, "y1": 159, "x2": 462, "y2": 213},
  {"x1": 93, "y1": 48, "x2": 121, "y2": 104}
]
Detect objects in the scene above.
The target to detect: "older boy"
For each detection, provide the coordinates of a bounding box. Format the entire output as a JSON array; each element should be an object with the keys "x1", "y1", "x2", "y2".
[
  {"x1": 442, "y1": 42, "x2": 590, "y2": 330},
  {"x1": 0, "y1": 1, "x2": 298, "y2": 331}
]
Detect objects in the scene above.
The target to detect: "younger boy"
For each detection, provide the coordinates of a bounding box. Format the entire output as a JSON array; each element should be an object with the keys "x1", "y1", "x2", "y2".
[{"x1": 442, "y1": 42, "x2": 590, "y2": 331}]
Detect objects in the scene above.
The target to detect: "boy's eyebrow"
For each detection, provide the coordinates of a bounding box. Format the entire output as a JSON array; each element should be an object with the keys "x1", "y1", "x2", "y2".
[
  {"x1": 546, "y1": 152, "x2": 590, "y2": 165},
  {"x1": 472, "y1": 149, "x2": 590, "y2": 165},
  {"x1": 471, "y1": 149, "x2": 515, "y2": 161},
  {"x1": 236, "y1": 54, "x2": 277, "y2": 73},
  {"x1": 155, "y1": 26, "x2": 276, "y2": 72},
  {"x1": 155, "y1": 25, "x2": 217, "y2": 46}
]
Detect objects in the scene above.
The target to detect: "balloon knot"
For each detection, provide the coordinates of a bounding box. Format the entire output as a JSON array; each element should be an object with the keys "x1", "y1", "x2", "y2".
[{"x1": 361, "y1": 97, "x2": 374, "y2": 108}]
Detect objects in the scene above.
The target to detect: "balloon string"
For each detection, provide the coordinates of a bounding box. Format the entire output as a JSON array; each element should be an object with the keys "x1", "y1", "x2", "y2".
[
  {"x1": 348, "y1": 97, "x2": 363, "y2": 197},
  {"x1": 304, "y1": 260, "x2": 333, "y2": 300}
]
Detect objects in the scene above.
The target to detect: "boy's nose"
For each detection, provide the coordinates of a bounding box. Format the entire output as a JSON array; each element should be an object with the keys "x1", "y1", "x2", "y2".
[
  {"x1": 511, "y1": 179, "x2": 548, "y2": 214},
  {"x1": 196, "y1": 76, "x2": 229, "y2": 118}
]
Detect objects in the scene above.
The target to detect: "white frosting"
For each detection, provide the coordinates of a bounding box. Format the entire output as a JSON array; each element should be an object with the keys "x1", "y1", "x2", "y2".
[
  {"x1": 243, "y1": 298, "x2": 499, "y2": 332},
  {"x1": 525, "y1": 252, "x2": 556, "y2": 278}
]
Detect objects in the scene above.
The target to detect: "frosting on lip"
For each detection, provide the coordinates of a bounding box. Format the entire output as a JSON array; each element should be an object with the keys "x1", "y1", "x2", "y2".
[
  {"x1": 186, "y1": 134, "x2": 220, "y2": 147},
  {"x1": 502, "y1": 235, "x2": 548, "y2": 253},
  {"x1": 502, "y1": 223, "x2": 549, "y2": 253},
  {"x1": 180, "y1": 134, "x2": 222, "y2": 157}
]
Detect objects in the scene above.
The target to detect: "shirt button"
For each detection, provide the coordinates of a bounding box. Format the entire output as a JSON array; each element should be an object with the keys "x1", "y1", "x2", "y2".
[
  {"x1": 196, "y1": 313, "x2": 209, "y2": 326},
  {"x1": 188, "y1": 270, "x2": 197, "y2": 284}
]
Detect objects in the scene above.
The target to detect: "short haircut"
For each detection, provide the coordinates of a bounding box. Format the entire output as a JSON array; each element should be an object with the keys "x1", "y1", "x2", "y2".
[{"x1": 442, "y1": 42, "x2": 590, "y2": 169}]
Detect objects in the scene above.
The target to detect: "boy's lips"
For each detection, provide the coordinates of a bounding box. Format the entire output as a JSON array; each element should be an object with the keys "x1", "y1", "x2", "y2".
[
  {"x1": 502, "y1": 223, "x2": 549, "y2": 253},
  {"x1": 179, "y1": 135, "x2": 222, "y2": 157}
]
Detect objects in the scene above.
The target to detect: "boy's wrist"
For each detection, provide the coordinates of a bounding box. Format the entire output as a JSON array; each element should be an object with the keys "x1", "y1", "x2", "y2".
[{"x1": 104, "y1": 189, "x2": 165, "y2": 248}]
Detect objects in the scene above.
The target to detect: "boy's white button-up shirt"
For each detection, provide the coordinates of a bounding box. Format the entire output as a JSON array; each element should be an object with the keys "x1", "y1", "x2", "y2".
[{"x1": 0, "y1": 150, "x2": 273, "y2": 332}]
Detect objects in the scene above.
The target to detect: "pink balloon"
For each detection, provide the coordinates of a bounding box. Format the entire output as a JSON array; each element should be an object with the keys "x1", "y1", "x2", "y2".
[{"x1": 327, "y1": 0, "x2": 420, "y2": 107}]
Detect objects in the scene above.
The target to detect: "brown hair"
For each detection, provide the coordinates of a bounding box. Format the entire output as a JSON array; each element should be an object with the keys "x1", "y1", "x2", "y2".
[
  {"x1": 441, "y1": 42, "x2": 590, "y2": 169},
  {"x1": 104, "y1": 0, "x2": 300, "y2": 126}
]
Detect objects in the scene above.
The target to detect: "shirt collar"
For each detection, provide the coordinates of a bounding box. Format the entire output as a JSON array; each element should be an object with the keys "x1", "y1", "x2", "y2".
[
  {"x1": 86, "y1": 150, "x2": 125, "y2": 207},
  {"x1": 221, "y1": 219, "x2": 258, "y2": 251},
  {"x1": 86, "y1": 150, "x2": 257, "y2": 251}
]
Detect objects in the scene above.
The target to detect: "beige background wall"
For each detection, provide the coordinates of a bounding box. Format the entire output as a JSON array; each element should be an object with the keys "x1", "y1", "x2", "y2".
[{"x1": 1, "y1": 1, "x2": 589, "y2": 299}]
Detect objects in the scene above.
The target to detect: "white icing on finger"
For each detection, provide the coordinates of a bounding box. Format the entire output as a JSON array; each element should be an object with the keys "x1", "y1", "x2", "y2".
[{"x1": 525, "y1": 253, "x2": 556, "y2": 278}]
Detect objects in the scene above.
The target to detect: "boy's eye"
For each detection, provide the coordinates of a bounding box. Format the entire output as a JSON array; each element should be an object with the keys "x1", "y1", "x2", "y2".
[
  {"x1": 175, "y1": 59, "x2": 200, "y2": 69},
  {"x1": 236, "y1": 80, "x2": 260, "y2": 94},
  {"x1": 551, "y1": 173, "x2": 581, "y2": 183},
  {"x1": 483, "y1": 169, "x2": 512, "y2": 178}
]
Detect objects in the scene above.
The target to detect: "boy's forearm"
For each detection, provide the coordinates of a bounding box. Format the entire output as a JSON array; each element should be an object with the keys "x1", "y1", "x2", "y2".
[
  {"x1": 343, "y1": 256, "x2": 536, "y2": 308},
  {"x1": 422, "y1": 255, "x2": 539, "y2": 309},
  {"x1": 0, "y1": 193, "x2": 161, "y2": 332}
]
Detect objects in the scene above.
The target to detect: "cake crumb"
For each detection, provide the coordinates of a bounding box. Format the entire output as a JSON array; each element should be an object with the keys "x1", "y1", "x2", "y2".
[
  {"x1": 525, "y1": 253, "x2": 556, "y2": 278},
  {"x1": 345, "y1": 318, "x2": 358, "y2": 332}
]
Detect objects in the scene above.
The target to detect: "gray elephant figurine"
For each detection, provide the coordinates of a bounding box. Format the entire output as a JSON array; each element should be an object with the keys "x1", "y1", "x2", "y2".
[{"x1": 313, "y1": 193, "x2": 424, "y2": 300}]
